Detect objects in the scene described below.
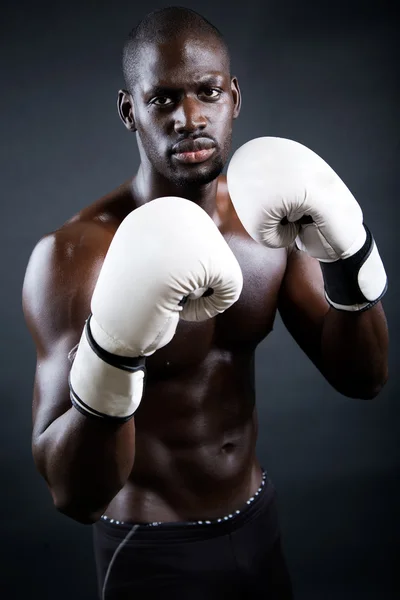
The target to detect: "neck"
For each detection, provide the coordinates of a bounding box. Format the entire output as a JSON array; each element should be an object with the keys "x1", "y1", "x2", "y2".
[{"x1": 132, "y1": 164, "x2": 220, "y2": 218}]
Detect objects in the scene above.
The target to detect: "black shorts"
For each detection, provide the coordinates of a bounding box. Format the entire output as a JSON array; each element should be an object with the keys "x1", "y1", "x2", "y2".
[{"x1": 93, "y1": 472, "x2": 293, "y2": 599}]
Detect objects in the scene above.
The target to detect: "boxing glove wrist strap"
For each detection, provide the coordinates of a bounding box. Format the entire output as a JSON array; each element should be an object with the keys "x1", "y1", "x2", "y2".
[
  {"x1": 85, "y1": 315, "x2": 146, "y2": 373},
  {"x1": 320, "y1": 225, "x2": 387, "y2": 312},
  {"x1": 69, "y1": 316, "x2": 146, "y2": 422}
]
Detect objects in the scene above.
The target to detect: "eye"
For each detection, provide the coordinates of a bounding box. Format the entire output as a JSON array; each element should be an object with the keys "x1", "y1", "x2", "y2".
[
  {"x1": 201, "y1": 87, "x2": 222, "y2": 100},
  {"x1": 151, "y1": 96, "x2": 173, "y2": 107},
  {"x1": 203, "y1": 88, "x2": 221, "y2": 98}
]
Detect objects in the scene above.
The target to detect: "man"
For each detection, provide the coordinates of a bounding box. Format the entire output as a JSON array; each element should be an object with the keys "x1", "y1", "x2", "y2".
[{"x1": 22, "y1": 7, "x2": 389, "y2": 600}]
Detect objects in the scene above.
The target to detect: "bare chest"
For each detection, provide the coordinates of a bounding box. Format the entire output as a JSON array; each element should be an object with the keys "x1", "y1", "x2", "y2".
[{"x1": 147, "y1": 233, "x2": 287, "y2": 375}]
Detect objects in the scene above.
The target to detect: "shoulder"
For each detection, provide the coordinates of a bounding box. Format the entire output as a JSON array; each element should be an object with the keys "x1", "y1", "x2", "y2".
[
  {"x1": 22, "y1": 220, "x2": 111, "y2": 345},
  {"x1": 22, "y1": 180, "x2": 136, "y2": 343},
  {"x1": 24, "y1": 178, "x2": 137, "y2": 290},
  {"x1": 65, "y1": 178, "x2": 137, "y2": 229},
  {"x1": 24, "y1": 218, "x2": 112, "y2": 288}
]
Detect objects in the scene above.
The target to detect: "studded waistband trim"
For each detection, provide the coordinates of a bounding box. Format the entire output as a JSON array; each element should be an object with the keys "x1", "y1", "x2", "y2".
[{"x1": 101, "y1": 470, "x2": 267, "y2": 528}]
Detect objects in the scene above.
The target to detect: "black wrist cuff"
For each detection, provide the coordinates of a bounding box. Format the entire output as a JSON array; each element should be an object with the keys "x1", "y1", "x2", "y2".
[{"x1": 320, "y1": 224, "x2": 387, "y2": 312}]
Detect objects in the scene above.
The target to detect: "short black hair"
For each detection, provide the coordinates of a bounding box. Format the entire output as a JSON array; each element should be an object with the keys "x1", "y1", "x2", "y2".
[{"x1": 122, "y1": 7, "x2": 230, "y2": 92}]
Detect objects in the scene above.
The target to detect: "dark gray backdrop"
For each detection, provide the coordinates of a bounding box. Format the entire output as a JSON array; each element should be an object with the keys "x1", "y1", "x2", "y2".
[{"x1": 2, "y1": 0, "x2": 398, "y2": 598}]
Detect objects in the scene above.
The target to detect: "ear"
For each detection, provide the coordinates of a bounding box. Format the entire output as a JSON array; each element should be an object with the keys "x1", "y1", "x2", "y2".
[
  {"x1": 117, "y1": 89, "x2": 136, "y2": 132},
  {"x1": 231, "y1": 77, "x2": 242, "y2": 119}
]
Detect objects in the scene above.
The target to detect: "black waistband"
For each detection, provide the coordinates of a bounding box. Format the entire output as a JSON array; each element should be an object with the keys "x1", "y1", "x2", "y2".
[{"x1": 95, "y1": 470, "x2": 276, "y2": 543}]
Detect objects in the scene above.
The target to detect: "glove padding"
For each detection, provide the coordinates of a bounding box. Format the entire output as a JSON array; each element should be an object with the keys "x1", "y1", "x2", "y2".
[
  {"x1": 227, "y1": 137, "x2": 387, "y2": 311},
  {"x1": 69, "y1": 196, "x2": 243, "y2": 420}
]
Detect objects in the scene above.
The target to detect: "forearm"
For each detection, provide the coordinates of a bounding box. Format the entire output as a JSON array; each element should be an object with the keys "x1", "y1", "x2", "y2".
[
  {"x1": 321, "y1": 302, "x2": 389, "y2": 399},
  {"x1": 34, "y1": 407, "x2": 135, "y2": 523}
]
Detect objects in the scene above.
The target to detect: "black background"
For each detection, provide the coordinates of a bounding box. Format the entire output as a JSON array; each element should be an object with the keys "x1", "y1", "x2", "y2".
[{"x1": 1, "y1": 0, "x2": 398, "y2": 598}]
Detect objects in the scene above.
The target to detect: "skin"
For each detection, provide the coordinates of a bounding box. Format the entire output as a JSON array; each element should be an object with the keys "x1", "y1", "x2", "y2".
[{"x1": 22, "y1": 33, "x2": 389, "y2": 525}]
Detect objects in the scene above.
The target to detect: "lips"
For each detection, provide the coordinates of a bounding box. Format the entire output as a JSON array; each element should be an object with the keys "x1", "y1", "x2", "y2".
[{"x1": 172, "y1": 137, "x2": 216, "y2": 164}]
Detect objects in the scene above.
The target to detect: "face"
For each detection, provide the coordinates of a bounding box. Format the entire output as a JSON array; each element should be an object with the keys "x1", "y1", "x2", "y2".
[{"x1": 119, "y1": 34, "x2": 241, "y2": 188}]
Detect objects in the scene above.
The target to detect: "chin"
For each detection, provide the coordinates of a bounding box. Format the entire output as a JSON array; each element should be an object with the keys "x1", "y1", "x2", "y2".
[{"x1": 171, "y1": 160, "x2": 224, "y2": 188}]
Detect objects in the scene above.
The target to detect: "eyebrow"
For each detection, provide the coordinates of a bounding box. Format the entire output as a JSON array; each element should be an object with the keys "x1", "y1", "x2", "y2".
[{"x1": 145, "y1": 75, "x2": 226, "y2": 97}]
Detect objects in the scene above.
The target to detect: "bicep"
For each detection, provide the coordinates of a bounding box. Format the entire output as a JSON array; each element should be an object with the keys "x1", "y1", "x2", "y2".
[
  {"x1": 22, "y1": 234, "x2": 93, "y2": 441},
  {"x1": 278, "y1": 247, "x2": 330, "y2": 366}
]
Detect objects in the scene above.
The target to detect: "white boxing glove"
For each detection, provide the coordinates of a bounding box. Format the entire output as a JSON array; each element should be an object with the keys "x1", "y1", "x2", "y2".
[
  {"x1": 69, "y1": 196, "x2": 243, "y2": 421},
  {"x1": 227, "y1": 137, "x2": 387, "y2": 312}
]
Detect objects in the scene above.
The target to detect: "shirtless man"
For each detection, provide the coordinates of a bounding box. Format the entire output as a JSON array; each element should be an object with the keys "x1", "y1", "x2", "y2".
[{"x1": 22, "y1": 7, "x2": 389, "y2": 600}]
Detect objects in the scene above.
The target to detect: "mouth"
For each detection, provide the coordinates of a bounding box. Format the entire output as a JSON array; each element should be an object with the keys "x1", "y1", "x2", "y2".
[
  {"x1": 173, "y1": 148, "x2": 216, "y2": 164},
  {"x1": 172, "y1": 137, "x2": 216, "y2": 164}
]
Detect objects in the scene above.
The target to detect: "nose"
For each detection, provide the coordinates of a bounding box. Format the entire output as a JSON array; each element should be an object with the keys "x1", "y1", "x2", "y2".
[{"x1": 174, "y1": 97, "x2": 207, "y2": 134}]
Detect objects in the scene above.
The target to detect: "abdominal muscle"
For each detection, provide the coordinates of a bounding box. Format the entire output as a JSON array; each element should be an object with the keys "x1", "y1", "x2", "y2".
[{"x1": 104, "y1": 357, "x2": 263, "y2": 524}]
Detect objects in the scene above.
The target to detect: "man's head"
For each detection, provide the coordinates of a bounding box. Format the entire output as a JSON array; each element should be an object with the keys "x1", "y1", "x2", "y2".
[{"x1": 118, "y1": 7, "x2": 241, "y2": 188}]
